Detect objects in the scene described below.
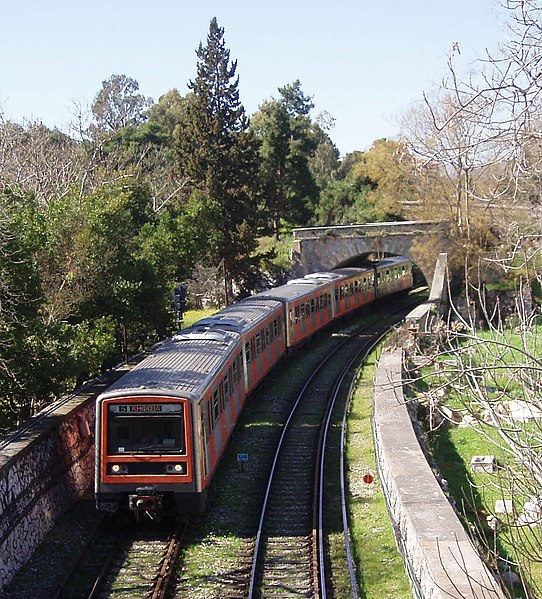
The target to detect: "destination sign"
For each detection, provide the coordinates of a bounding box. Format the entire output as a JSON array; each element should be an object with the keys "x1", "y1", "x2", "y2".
[{"x1": 109, "y1": 403, "x2": 183, "y2": 414}]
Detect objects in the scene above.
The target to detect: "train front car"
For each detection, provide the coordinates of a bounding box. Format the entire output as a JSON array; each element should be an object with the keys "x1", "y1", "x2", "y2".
[{"x1": 95, "y1": 327, "x2": 241, "y2": 518}]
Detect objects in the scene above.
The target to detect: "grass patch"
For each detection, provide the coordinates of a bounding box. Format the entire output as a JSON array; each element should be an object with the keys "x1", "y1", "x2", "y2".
[
  {"x1": 429, "y1": 420, "x2": 542, "y2": 598},
  {"x1": 180, "y1": 308, "x2": 216, "y2": 329},
  {"x1": 347, "y1": 351, "x2": 411, "y2": 598}
]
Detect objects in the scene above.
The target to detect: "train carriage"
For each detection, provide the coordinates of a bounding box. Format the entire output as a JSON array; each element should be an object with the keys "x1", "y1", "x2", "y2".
[
  {"x1": 253, "y1": 277, "x2": 334, "y2": 349},
  {"x1": 375, "y1": 257, "x2": 413, "y2": 297},
  {"x1": 95, "y1": 327, "x2": 243, "y2": 514},
  {"x1": 306, "y1": 265, "x2": 377, "y2": 318}
]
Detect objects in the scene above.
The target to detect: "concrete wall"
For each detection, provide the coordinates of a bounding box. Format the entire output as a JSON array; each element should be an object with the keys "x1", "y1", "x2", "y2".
[
  {"x1": 0, "y1": 394, "x2": 95, "y2": 591},
  {"x1": 373, "y1": 349, "x2": 506, "y2": 598}
]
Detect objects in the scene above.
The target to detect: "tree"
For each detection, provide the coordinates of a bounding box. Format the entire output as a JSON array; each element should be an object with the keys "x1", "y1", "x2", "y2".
[
  {"x1": 0, "y1": 189, "x2": 73, "y2": 430},
  {"x1": 175, "y1": 18, "x2": 263, "y2": 301},
  {"x1": 401, "y1": 87, "x2": 508, "y2": 289},
  {"x1": 251, "y1": 80, "x2": 320, "y2": 238},
  {"x1": 314, "y1": 142, "x2": 412, "y2": 227},
  {"x1": 91, "y1": 74, "x2": 153, "y2": 133},
  {"x1": 0, "y1": 119, "x2": 82, "y2": 205},
  {"x1": 251, "y1": 99, "x2": 291, "y2": 238}
]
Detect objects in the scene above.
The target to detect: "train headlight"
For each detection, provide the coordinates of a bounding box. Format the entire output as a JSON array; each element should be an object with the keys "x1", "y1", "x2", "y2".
[
  {"x1": 166, "y1": 463, "x2": 185, "y2": 474},
  {"x1": 111, "y1": 464, "x2": 128, "y2": 474}
]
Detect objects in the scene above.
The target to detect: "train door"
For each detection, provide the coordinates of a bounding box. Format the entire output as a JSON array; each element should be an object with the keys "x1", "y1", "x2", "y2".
[{"x1": 199, "y1": 400, "x2": 210, "y2": 482}]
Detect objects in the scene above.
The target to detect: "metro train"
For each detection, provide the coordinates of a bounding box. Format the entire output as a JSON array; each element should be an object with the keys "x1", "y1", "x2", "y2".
[{"x1": 95, "y1": 257, "x2": 413, "y2": 516}]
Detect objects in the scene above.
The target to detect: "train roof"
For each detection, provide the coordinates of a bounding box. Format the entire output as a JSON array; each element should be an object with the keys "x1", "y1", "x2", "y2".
[
  {"x1": 97, "y1": 327, "x2": 240, "y2": 401},
  {"x1": 375, "y1": 256, "x2": 411, "y2": 268},
  {"x1": 193, "y1": 298, "x2": 283, "y2": 335},
  {"x1": 307, "y1": 266, "x2": 375, "y2": 281},
  {"x1": 252, "y1": 276, "x2": 331, "y2": 303}
]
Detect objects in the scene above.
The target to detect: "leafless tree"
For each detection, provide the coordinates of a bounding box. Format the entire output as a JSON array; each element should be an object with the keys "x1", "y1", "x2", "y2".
[
  {"x1": 401, "y1": 1, "x2": 542, "y2": 286},
  {"x1": 401, "y1": 2, "x2": 542, "y2": 595},
  {"x1": 0, "y1": 115, "x2": 83, "y2": 204}
]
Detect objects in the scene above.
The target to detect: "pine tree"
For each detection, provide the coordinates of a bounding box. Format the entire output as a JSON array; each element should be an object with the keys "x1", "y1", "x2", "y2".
[{"x1": 175, "y1": 18, "x2": 262, "y2": 301}]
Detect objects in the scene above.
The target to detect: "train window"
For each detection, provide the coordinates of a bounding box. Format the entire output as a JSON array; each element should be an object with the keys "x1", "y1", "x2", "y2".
[
  {"x1": 310, "y1": 298, "x2": 315, "y2": 313},
  {"x1": 219, "y1": 382, "x2": 225, "y2": 412},
  {"x1": 106, "y1": 403, "x2": 187, "y2": 455},
  {"x1": 224, "y1": 373, "x2": 230, "y2": 398},
  {"x1": 233, "y1": 359, "x2": 239, "y2": 383},
  {"x1": 255, "y1": 333, "x2": 261, "y2": 355},
  {"x1": 208, "y1": 400, "x2": 214, "y2": 432},
  {"x1": 213, "y1": 389, "x2": 220, "y2": 421},
  {"x1": 273, "y1": 318, "x2": 279, "y2": 338},
  {"x1": 265, "y1": 326, "x2": 270, "y2": 346},
  {"x1": 245, "y1": 341, "x2": 251, "y2": 364},
  {"x1": 300, "y1": 303, "x2": 305, "y2": 320},
  {"x1": 334, "y1": 288, "x2": 339, "y2": 302},
  {"x1": 201, "y1": 413, "x2": 207, "y2": 439},
  {"x1": 251, "y1": 338, "x2": 256, "y2": 359}
]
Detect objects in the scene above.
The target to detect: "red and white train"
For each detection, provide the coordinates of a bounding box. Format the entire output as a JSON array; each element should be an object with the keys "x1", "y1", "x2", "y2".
[{"x1": 95, "y1": 257, "x2": 413, "y2": 515}]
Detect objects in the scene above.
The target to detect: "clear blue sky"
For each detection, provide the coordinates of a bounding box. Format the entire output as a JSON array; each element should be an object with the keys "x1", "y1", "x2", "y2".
[{"x1": 1, "y1": 0, "x2": 505, "y2": 155}]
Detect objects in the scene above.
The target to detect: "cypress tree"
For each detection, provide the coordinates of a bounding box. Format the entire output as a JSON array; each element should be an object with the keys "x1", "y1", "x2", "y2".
[{"x1": 176, "y1": 18, "x2": 262, "y2": 301}]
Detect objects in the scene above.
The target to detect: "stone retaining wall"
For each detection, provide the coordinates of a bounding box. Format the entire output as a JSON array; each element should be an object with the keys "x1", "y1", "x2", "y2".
[
  {"x1": 0, "y1": 396, "x2": 95, "y2": 592},
  {"x1": 373, "y1": 349, "x2": 506, "y2": 598}
]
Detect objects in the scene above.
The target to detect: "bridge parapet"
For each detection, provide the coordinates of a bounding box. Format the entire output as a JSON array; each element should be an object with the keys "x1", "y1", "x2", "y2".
[{"x1": 293, "y1": 220, "x2": 448, "y2": 240}]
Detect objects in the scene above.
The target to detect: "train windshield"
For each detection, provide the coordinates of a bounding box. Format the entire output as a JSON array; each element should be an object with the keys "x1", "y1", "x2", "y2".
[{"x1": 106, "y1": 402, "x2": 187, "y2": 455}]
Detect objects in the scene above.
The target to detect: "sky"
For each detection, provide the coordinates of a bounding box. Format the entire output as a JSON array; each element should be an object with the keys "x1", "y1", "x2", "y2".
[{"x1": 0, "y1": 1, "x2": 507, "y2": 156}]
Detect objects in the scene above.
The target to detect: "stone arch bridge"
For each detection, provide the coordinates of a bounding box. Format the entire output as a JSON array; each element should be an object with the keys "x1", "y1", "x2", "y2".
[{"x1": 291, "y1": 220, "x2": 449, "y2": 286}]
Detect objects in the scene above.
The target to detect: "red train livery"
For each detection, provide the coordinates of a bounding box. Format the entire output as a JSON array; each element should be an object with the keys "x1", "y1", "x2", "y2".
[{"x1": 95, "y1": 257, "x2": 413, "y2": 515}]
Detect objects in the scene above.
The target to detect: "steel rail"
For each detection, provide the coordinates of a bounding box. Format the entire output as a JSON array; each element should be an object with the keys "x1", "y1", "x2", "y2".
[
  {"x1": 150, "y1": 518, "x2": 188, "y2": 599},
  {"x1": 337, "y1": 331, "x2": 388, "y2": 599},
  {"x1": 317, "y1": 334, "x2": 376, "y2": 598},
  {"x1": 319, "y1": 305, "x2": 421, "y2": 598}
]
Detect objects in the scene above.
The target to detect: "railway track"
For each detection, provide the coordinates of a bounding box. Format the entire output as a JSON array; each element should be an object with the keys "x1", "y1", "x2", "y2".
[
  {"x1": 54, "y1": 516, "x2": 187, "y2": 599},
  {"x1": 2, "y1": 294, "x2": 423, "y2": 599},
  {"x1": 247, "y1": 322, "x2": 388, "y2": 597}
]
